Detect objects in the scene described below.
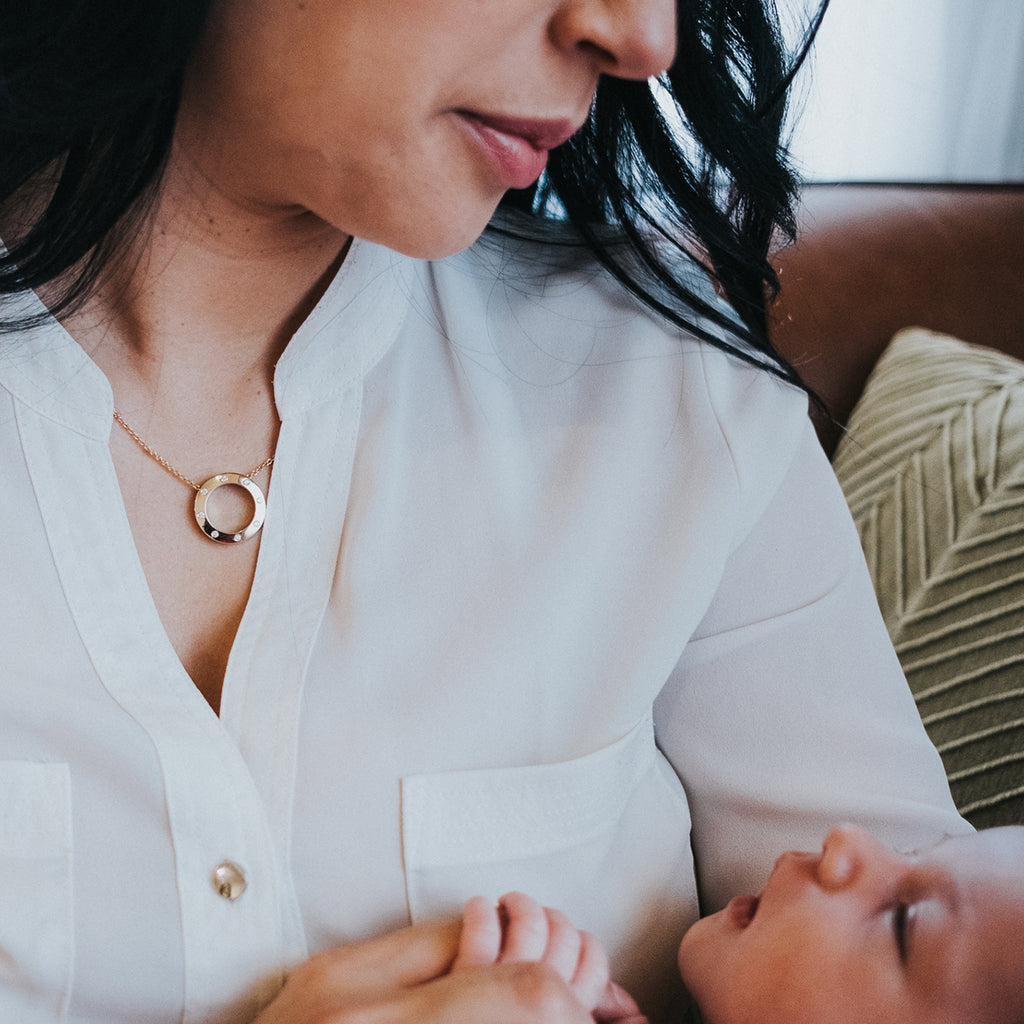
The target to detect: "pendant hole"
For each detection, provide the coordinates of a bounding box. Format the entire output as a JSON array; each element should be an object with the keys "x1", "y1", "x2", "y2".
[{"x1": 205, "y1": 483, "x2": 257, "y2": 535}]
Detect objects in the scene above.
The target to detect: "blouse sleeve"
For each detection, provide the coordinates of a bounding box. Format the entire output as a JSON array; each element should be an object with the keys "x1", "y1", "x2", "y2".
[{"x1": 653, "y1": 377, "x2": 969, "y2": 914}]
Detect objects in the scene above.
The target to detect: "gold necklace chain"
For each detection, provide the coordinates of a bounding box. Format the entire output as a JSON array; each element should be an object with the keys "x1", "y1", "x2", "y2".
[
  {"x1": 113, "y1": 411, "x2": 274, "y2": 489},
  {"x1": 112, "y1": 411, "x2": 274, "y2": 544}
]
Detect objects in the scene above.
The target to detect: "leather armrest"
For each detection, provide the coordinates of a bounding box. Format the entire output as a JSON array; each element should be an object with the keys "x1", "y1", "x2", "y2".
[{"x1": 769, "y1": 184, "x2": 1024, "y2": 454}]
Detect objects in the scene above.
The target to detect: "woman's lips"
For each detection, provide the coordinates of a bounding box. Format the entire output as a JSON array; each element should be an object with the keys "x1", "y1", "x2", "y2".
[
  {"x1": 457, "y1": 111, "x2": 579, "y2": 190},
  {"x1": 727, "y1": 894, "x2": 761, "y2": 929}
]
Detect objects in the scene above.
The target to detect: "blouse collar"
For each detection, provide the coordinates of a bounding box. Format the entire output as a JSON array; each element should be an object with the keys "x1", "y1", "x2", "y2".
[{"x1": 0, "y1": 236, "x2": 416, "y2": 436}]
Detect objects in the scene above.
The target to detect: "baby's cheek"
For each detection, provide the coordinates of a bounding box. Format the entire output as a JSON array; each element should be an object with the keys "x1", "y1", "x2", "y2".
[
  {"x1": 676, "y1": 917, "x2": 724, "y2": 1005},
  {"x1": 678, "y1": 922, "x2": 798, "y2": 1024}
]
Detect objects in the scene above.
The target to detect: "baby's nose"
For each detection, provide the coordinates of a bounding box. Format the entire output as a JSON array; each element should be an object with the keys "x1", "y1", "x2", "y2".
[{"x1": 816, "y1": 824, "x2": 886, "y2": 890}]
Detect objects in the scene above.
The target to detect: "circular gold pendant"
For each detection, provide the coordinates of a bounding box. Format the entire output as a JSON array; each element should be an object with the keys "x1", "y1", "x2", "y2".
[{"x1": 193, "y1": 473, "x2": 267, "y2": 543}]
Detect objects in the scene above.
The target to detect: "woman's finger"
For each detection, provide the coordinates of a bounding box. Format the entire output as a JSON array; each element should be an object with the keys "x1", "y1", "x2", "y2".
[
  {"x1": 381, "y1": 960, "x2": 597, "y2": 1024},
  {"x1": 497, "y1": 892, "x2": 549, "y2": 962},
  {"x1": 452, "y1": 896, "x2": 503, "y2": 970},
  {"x1": 297, "y1": 916, "x2": 463, "y2": 999},
  {"x1": 256, "y1": 953, "x2": 595, "y2": 1024}
]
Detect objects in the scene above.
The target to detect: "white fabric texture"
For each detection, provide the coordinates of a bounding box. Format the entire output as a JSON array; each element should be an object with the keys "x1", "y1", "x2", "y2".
[{"x1": 0, "y1": 228, "x2": 965, "y2": 1024}]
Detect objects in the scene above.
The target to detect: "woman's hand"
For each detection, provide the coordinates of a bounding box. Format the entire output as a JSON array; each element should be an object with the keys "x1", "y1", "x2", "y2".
[
  {"x1": 452, "y1": 892, "x2": 647, "y2": 1024},
  {"x1": 251, "y1": 912, "x2": 623, "y2": 1024}
]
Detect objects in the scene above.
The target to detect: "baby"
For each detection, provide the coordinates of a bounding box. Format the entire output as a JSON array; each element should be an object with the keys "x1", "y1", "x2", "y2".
[{"x1": 451, "y1": 824, "x2": 1024, "y2": 1024}]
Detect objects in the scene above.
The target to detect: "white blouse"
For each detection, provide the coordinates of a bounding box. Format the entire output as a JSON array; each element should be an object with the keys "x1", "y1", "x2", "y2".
[{"x1": 0, "y1": 228, "x2": 965, "y2": 1024}]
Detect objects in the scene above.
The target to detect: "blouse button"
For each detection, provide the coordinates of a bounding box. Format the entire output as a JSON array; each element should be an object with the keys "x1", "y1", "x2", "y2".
[{"x1": 211, "y1": 861, "x2": 247, "y2": 901}]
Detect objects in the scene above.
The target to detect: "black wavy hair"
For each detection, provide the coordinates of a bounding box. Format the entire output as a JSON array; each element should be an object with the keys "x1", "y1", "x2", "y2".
[
  {"x1": 0, "y1": 1, "x2": 208, "y2": 316},
  {"x1": 0, "y1": 0, "x2": 826, "y2": 385}
]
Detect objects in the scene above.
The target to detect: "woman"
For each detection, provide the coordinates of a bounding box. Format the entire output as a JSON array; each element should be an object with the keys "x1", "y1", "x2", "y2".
[{"x1": 0, "y1": 1, "x2": 965, "y2": 1022}]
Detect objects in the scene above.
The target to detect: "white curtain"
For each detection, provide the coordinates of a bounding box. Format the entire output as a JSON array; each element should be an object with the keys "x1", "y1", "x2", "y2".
[{"x1": 784, "y1": 0, "x2": 1024, "y2": 182}]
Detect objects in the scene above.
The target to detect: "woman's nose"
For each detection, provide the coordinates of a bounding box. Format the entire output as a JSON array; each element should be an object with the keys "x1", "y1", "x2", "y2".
[
  {"x1": 550, "y1": 0, "x2": 678, "y2": 81},
  {"x1": 816, "y1": 824, "x2": 895, "y2": 891}
]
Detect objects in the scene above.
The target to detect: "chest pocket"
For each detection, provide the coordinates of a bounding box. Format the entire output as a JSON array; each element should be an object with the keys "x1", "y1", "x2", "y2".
[
  {"x1": 400, "y1": 713, "x2": 697, "y2": 1017},
  {"x1": 0, "y1": 762, "x2": 73, "y2": 1022}
]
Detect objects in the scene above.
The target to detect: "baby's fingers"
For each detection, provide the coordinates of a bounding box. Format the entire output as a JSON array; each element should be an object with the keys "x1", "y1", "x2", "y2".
[
  {"x1": 489, "y1": 893, "x2": 629, "y2": 1018},
  {"x1": 567, "y1": 928, "x2": 610, "y2": 1010},
  {"x1": 497, "y1": 892, "x2": 550, "y2": 962},
  {"x1": 537, "y1": 907, "x2": 582, "y2": 984},
  {"x1": 452, "y1": 896, "x2": 503, "y2": 970}
]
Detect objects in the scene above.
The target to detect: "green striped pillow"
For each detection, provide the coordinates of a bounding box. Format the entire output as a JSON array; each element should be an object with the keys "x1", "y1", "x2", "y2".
[{"x1": 832, "y1": 328, "x2": 1024, "y2": 828}]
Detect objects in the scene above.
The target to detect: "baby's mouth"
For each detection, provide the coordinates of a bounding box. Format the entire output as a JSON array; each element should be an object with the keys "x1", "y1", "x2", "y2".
[{"x1": 727, "y1": 894, "x2": 761, "y2": 929}]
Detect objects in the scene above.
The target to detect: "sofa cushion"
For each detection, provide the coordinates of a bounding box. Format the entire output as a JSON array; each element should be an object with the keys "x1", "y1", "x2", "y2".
[{"x1": 832, "y1": 328, "x2": 1024, "y2": 828}]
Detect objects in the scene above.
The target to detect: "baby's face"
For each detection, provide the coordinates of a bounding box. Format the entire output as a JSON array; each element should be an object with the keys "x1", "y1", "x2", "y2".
[{"x1": 678, "y1": 825, "x2": 1024, "y2": 1024}]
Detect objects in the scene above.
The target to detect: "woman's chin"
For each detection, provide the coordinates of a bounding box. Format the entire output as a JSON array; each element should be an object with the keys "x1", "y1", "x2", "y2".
[{"x1": 348, "y1": 197, "x2": 505, "y2": 261}]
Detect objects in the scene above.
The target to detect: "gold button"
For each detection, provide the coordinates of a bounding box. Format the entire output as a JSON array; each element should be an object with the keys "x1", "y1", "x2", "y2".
[{"x1": 211, "y1": 861, "x2": 247, "y2": 901}]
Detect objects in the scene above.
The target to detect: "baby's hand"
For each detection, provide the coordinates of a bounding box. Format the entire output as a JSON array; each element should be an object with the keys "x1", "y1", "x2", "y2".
[{"x1": 452, "y1": 892, "x2": 646, "y2": 1023}]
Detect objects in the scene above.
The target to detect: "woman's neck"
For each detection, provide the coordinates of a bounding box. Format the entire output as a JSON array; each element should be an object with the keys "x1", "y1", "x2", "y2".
[{"x1": 66, "y1": 139, "x2": 350, "y2": 404}]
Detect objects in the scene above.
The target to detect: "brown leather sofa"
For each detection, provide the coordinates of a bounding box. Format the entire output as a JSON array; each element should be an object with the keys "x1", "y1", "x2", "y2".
[
  {"x1": 770, "y1": 183, "x2": 1024, "y2": 454},
  {"x1": 768, "y1": 183, "x2": 1024, "y2": 829}
]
